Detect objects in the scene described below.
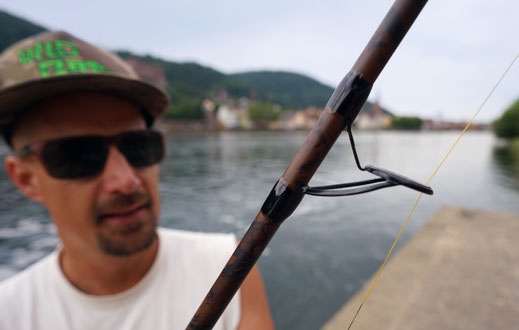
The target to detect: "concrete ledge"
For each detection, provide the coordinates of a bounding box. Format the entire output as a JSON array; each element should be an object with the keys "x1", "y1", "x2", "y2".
[{"x1": 322, "y1": 206, "x2": 519, "y2": 330}]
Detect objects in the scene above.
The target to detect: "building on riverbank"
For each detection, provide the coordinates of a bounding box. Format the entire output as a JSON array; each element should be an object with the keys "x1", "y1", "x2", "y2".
[{"x1": 355, "y1": 101, "x2": 393, "y2": 130}]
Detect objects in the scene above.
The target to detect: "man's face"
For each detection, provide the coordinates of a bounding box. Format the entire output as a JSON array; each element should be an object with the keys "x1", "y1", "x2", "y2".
[{"x1": 6, "y1": 92, "x2": 161, "y2": 258}]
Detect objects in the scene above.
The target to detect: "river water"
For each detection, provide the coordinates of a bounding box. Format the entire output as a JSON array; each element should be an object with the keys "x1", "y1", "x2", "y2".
[{"x1": 1, "y1": 130, "x2": 519, "y2": 329}]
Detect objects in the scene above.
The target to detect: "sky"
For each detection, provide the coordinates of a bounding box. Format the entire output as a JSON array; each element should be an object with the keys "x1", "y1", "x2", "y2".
[{"x1": 1, "y1": 0, "x2": 518, "y2": 122}]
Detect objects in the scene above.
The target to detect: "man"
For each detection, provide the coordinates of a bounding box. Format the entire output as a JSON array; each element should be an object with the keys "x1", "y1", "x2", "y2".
[{"x1": 0, "y1": 31, "x2": 274, "y2": 329}]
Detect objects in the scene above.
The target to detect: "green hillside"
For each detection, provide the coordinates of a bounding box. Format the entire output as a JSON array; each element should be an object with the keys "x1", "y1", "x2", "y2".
[
  {"x1": 230, "y1": 71, "x2": 334, "y2": 109},
  {"x1": 117, "y1": 52, "x2": 250, "y2": 100},
  {"x1": 0, "y1": 10, "x2": 46, "y2": 52},
  {"x1": 117, "y1": 52, "x2": 342, "y2": 118},
  {"x1": 117, "y1": 51, "x2": 251, "y2": 119},
  {"x1": 0, "y1": 10, "x2": 389, "y2": 119},
  {"x1": 118, "y1": 52, "x2": 336, "y2": 110}
]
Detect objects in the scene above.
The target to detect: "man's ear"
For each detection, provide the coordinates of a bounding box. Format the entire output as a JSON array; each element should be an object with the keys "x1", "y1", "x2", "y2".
[{"x1": 5, "y1": 156, "x2": 44, "y2": 203}]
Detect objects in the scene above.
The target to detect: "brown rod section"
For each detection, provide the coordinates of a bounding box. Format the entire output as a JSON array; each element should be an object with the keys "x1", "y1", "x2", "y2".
[
  {"x1": 352, "y1": 0, "x2": 428, "y2": 84},
  {"x1": 187, "y1": 1, "x2": 428, "y2": 328}
]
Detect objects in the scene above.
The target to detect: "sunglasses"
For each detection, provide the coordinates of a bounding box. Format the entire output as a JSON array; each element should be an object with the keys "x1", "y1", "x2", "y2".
[{"x1": 18, "y1": 130, "x2": 165, "y2": 179}]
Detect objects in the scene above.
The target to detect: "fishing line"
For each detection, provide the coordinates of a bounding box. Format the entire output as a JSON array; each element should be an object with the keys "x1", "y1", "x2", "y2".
[{"x1": 347, "y1": 52, "x2": 519, "y2": 330}]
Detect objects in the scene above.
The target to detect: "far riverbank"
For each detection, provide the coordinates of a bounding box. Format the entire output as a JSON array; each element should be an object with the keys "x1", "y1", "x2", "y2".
[{"x1": 157, "y1": 119, "x2": 491, "y2": 134}]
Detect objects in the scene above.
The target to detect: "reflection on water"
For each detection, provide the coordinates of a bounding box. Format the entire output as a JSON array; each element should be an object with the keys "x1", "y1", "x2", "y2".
[
  {"x1": 492, "y1": 141, "x2": 519, "y2": 191},
  {"x1": 1, "y1": 131, "x2": 519, "y2": 330}
]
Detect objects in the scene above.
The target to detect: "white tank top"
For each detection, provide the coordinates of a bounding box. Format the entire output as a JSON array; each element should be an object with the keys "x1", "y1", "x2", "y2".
[{"x1": 0, "y1": 228, "x2": 241, "y2": 330}]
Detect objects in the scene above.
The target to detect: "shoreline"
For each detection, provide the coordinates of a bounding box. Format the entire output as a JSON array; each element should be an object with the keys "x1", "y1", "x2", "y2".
[{"x1": 157, "y1": 119, "x2": 492, "y2": 134}]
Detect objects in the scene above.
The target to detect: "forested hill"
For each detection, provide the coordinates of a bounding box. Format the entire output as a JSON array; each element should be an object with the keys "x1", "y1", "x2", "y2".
[
  {"x1": 0, "y1": 9, "x2": 390, "y2": 117},
  {"x1": 116, "y1": 51, "x2": 336, "y2": 110},
  {"x1": 230, "y1": 71, "x2": 334, "y2": 109}
]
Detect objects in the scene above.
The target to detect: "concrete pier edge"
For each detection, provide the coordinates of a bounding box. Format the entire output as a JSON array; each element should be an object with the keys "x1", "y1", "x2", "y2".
[{"x1": 322, "y1": 206, "x2": 519, "y2": 330}]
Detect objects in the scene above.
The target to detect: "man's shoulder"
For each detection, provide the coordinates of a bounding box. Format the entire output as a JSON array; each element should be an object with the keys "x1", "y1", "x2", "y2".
[
  {"x1": 0, "y1": 252, "x2": 56, "y2": 329},
  {"x1": 0, "y1": 252, "x2": 56, "y2": 297}
]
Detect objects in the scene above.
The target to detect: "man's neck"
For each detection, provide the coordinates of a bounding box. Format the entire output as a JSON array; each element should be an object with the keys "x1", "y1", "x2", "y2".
[{"x1": 59, "y1": 236, "x2": 159, "y2": 295}]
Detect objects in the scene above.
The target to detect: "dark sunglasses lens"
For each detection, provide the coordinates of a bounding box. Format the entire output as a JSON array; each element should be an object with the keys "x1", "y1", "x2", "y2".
[
  {"x1": 42, "y1": 137, "x2": 107, "y2": 179},
  {"x1": 118, "y1": 131, "x2": 164, "y2": 168}
]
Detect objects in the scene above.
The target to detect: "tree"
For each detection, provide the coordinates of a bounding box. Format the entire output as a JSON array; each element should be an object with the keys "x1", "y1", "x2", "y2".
[
  {"x1": 391, "y1": 116, "x2": 422, "y2": 130},
  {"x1": 493, "y1": 99, "x2": 519, "y2": 139},
  {"x1": 164, "y1": 99, "x2": 204, "y2": 120},
  {"x1": 247, "y1": 102, "x2": 280, "y2": 122}
]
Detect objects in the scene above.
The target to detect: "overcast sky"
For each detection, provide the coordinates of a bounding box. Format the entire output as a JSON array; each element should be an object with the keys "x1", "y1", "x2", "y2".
[{"x1": 1, "y1": 0, "x2": 517, "y2": 122}]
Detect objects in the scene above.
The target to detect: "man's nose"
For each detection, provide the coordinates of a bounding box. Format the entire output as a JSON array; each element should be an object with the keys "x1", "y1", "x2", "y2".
[{"x1": 101, "y1": 145, "x2": 141, "y2": 195}]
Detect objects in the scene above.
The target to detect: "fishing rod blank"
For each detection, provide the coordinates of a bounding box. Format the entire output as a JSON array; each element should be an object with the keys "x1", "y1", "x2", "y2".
[{"x1": 187, "y1": 0, "x2": 430, "y2": 328}]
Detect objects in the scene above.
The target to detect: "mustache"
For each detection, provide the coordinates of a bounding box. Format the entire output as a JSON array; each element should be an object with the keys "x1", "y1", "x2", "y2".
[{"x1": 93, "y1": 191, "x2": 152, "y2": 224}]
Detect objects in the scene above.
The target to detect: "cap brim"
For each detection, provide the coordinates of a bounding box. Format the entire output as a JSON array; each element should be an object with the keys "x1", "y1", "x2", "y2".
[{"x1": 0, "y1": 73, "x2": 170, "y2": 127}]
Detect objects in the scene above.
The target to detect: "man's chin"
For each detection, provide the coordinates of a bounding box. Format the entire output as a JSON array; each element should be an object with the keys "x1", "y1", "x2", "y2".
[{"x1": 96, "y1": 219, "x2": 158, "y2": 257}]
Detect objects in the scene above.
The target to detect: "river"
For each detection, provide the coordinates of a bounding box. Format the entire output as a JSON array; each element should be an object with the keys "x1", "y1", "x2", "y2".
[{"x1": 1, "y1": 130, "x2": 519, "y2": 329}]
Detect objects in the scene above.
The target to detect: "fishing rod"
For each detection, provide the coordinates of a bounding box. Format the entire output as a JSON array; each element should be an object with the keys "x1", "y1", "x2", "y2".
[{"x1": 187, "y1": 0, "x2": 431, "y2": 328}]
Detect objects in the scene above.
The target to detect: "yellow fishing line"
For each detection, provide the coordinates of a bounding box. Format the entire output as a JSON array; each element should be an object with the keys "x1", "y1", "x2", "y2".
[{"x1": 347, "y1": 52, "x2": 519, "y2": 330}]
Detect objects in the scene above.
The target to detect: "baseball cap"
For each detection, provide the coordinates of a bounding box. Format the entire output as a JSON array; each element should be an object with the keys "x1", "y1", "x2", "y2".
[{"x1": 0, "y1": 30, "x2": 170, "y2": 145}]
